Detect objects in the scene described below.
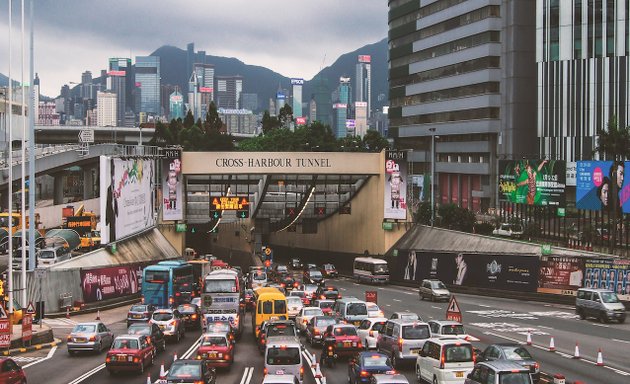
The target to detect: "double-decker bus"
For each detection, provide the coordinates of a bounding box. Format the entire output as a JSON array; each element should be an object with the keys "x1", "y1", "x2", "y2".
[{"x1": 142, "y1": 260, "x2": 194, "y2": 308}]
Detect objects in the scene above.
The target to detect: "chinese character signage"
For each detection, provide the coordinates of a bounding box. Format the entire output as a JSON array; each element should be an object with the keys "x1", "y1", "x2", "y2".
[
  {"x1": 576, "y1": 161, "x2": 629, "y2": 213},
  {"x1": 498, "y1": 160, "x2": 566, "y2": 206},
  {"x1": 384, "y1": 150, "x2": 408, "y2": 220}
]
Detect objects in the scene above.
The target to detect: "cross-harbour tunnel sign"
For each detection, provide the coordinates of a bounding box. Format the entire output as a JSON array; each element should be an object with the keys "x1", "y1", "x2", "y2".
[{"x1": 182, "y1": 152, "x2": 382, "y2": 175}]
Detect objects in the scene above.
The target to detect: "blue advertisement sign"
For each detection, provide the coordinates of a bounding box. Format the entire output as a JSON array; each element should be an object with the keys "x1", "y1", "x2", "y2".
[{"x1": 576, "y1": 161, "x2": 629, "y2": 212}]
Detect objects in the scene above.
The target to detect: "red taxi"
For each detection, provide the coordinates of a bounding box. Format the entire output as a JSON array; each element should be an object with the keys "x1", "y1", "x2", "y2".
[
  {"x1": 197, "y1": 333, "x2": 234, "y2": 368},
  {"x1": 323, "y1": 324, "x2": 363, "y2": 357},
  {"x1": 105, "y1": 335, "x2": 155, "y2": 375}
]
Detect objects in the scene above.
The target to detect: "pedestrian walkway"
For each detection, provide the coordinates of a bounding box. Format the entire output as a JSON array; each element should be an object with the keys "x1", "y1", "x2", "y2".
[
  {"x1": 42, "y1": 318, "x2": 78, "y2": 328},
  {"x1": 10, "y1": 355, "x2": 41, "y2": 363}
]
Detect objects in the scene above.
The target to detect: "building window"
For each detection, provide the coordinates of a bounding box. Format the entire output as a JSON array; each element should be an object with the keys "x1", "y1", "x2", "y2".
[
  {"x1": 390, "y1": 56, "x2": 500, "y2": 87},
  {"x1": 390, "y1": 107, "x2": 500, "y2": 126},
  {"x1": 574, "y1": 0, "x2": 582, "y2": 58},
  {"x1": 391, "y1": 82, "x2": 500, "y2": 108}
]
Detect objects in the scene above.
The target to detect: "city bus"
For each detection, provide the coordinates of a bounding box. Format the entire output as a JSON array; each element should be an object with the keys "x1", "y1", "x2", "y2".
[
  {"x1": 252, "y1": 287, "x2": 287, "y2": 338},
  {"x1": 201, "y1": 269, "x2": 243, "y2": 336},
  {"x1": 142, "y1": 260, "x2": 194, "y2": 308},
  {"x1": 353, "y1": 257, "x2": 389, "y2": 284}
]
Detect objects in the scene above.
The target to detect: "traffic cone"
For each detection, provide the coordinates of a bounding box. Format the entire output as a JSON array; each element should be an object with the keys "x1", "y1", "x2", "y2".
[
  {"x1": 548, "y1": 336, "x2": 556, "y2": 352},
  {"x1": 66, "y1": 306, "x2": 70, "y2": 319},
  {"x1": 314, "y1": 362, "x2": 323, "y2": 379},
  {"x1": 573, "y1": 342, "x2": 580, "y2": 359},
  {"x1": 596, "y1": 348, "x2": 604, "y2": 366},
  {"x1": 526, "y1": 331, "x2": 532, "y2": 346},
  {"x1": 95, "y1": 310, "x2": 101, "y2": 321},
  {"x1": 311, "y1": 354, "x2": 317, "y2": 369},
  {"x1": 160, "y1": 362, "x2": 166, "y2": 379},
  {"x1": 146, "y1": 375, "x2": 152, "y2": 384},
  {"x1": 173, "y1": 352, "x2": 178, "y2": 361}
]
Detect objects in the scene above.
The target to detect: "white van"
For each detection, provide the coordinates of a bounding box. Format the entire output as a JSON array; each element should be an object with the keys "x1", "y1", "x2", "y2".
[
  {"x1": 37, "y1": 245, "x2": 72, "y2": 267},
  {"x1": 416, "y1": 337, "x2": 474, "y2": 384},
  {"x1": 576, "y1": 288, "x2": 626, "y2": 323},
  {"x1": 264, "y1": 336, "x2": 304, "y2": 383},
  {"x1": 333, "y1": 297, "x2": 369, "y2": 326}
]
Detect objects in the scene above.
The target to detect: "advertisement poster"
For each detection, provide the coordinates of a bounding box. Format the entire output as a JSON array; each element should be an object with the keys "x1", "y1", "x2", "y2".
[
  {"x1": 399, "y1": 251, "x2": 539, "y2": 292},
  {"x1": 81, "y1": 265, "x2": 143, "y2": 303},
  {"x1": 384, "y1": 150, "x2": 408, "y2": 220},
  {"x1": 537, "y1": 256, "x2": 585, "y2": 295},
  {"x1": 100, "y1": 156, "x2": 156, "y2": 244},
  {"x1": 584, "y1": 258, "x2": 630, "y2": 300},
  {"x1": 499, "y1": 160, "x2": 566, "y2": 207},
  {"x1": 162, "y1": 149, "x2": 183, "y2": 221},
  {"x1": 576, "y1": 161, "x2": 629, "y2": 213}
]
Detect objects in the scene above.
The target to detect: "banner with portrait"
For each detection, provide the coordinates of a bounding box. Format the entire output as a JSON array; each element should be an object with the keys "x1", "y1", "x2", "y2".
[
  {"x1": 576, "y1": 161, "x2": 629, "y2": 213},
  {"x1": 537, "y1": 256, "x2": 585, "y2": 295},
  {"x1": 80, "y1": 264, "x2": 143, "y2": 303},
  {"x1": 162, "y1": 149, "x2": 183, "y2": 221},
  {"x1": 398, "y1": 251, "x2": 539, "y2": 292},
  {"x1": 384, "y1": 150, "x2": 408, "y2": 220},
  {"x1": 498, "y1": 160, "x2": 566, "y2": 207},
  {"x1": 583, "y1": 258, "x2": 630, "y2": 300}
]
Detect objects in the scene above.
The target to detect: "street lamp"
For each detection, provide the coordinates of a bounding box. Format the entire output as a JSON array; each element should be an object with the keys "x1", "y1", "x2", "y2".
[{"x1": 429, "y1": 128, "x2": 437, "y2": 226}]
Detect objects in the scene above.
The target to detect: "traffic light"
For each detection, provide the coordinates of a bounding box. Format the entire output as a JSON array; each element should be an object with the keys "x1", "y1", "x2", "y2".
[
  {"x1": 264, "y1": 260, "x2": 271, "y2": 268},
  {"x1": 314, "y1": 206, "x2": 326, "y2": 216},
  {"x1": 286, "y1": 207, "x2": 297, "y2": 217},
  {"x1": 237, "y1": 209, "x2": 249, "y2": 219}
]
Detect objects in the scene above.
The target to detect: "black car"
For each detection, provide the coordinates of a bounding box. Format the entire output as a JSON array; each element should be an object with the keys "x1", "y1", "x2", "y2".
[
  {"x1": 321, "y1": 263, "x2": 338, "y2": 278},
  {"x1": 304, "y1": 269, "x2": 325, "y2": 285},
  {"x1": 127, "y1": 322, "x2": 166, "y2": 353},
  {"x1": 126, "y1": 304, "x2": 156, "y2": 327},
  {"x1": 278, "y1": 273, "x2": 298, "y2": 290},
  {"x1": 315, "y1": 285, "x2": 341, "y2": 300},
  {"x1": 478, "y1": 343, "x2": 540, "y2": 382},
  {"x1": 243, "y1": 289, "x2": 255, "y2": 311},
  {"x1": 290, "y1": 258, "x2": 303, "y2": 270},
  {"x1": 166, "y1": 359, "x2": 216, "y2": 384},
  {"x1": 177, "y1": 303, "x2": 202, "y2": 330}
]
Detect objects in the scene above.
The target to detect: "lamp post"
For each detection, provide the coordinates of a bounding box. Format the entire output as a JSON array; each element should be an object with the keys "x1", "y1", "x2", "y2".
[{"x1": 429, "y1": 128, "x2": 436, "y2": 226}]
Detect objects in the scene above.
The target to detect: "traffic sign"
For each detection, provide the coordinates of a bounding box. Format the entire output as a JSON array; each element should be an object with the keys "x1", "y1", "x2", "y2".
[
  {"x1": 0, "y1": 303, "x2": 7, "y2": 319},
  {"x1": 0, "y1": 304, "x2": 9, "y2": 348},
  {"x1": 78, "y1": 129, "x2": 95, "y2": 143},
  {"x1": 22, "y1": 314, "x2": 32, "y2": 342},
  {"x1": 26, "y1": 302, "x2": 35, "y2": 315},
  {"x1": 365, "y1": 291, "x2": 378, "y2": 304},
  {"x1": 264, "y1": 247, "x2": 272, "y2": 256},
  {"x1": 446, "y1": 295, "x2": 462, "y2": 323}
]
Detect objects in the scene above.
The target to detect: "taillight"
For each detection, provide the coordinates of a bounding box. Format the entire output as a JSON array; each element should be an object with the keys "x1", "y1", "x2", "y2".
[
  {"x1": 303, "y1": 319, "x2": 308, "y2": 324},
  {"x1": 105, "y1": 356, "x2": 111, "y2": 363},
  {"x1": 169, "y1": 297, "x2": 174, "y2": 305},
  {"x1": 320, "y1": 295, "x2": 325, "y2": 299},
  {"x1": 263, "y1": 368, "x2": 268, "y2": 375},
  {"x1": 360, "y1": 370, "x2": 370, "y2": 377},
  {"x1": 140, "y1": 296, "x2": 145, "y2": 303},
  {"x1": 133, "y1": 357, "x2": 140, "y2": 363},
  {"x1": 192, "y1": 314, "x2": 198, "y2": 320},
  {"x1": 533, "y1": 362, "x2": 539, "y2": 370},
  {"x1": 175, "y1": 292, "x2": 181, "y2": 297},
  {"x1": 358, "y1": 341, "x2": 362, "y2": 349},
  {"x1": 194, "y1": 381, "x2": 204, "y2": 384},
  {"x1": 398, "y1": 338, "x2": 403, "y2": 352},
  {"x1": 89, "y1": 335, "x2": 96, "y2": 342},
  {"x1": 66, "y1": 335, "x2": 72, "y2": 341},
  {"x1": 314, "y1": 329, "x2": 320, "y2": 335},
  {"x1": 328, "y1": 345, "x2": 334, "y2": 351},
  {"x1": 440, "y1": 352, "x2": 445, "y2": 369},
  {"x1": 300, "y1": 366, "x2": 304, "y2": 375},
  {"x1": 143, "y1": 312, "x2": 149, "y2": 317}
]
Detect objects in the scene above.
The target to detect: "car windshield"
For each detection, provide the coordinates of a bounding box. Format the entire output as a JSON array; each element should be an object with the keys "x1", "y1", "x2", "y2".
[
  {"x1": 316, "y1": 317, "x2": 337, "y2": 327},
  {"x1": 253, "y1": 272, "x2": 267, "y2": 280},
  {"x1": 207, "y1": 323, "x2": 230, "y2": 333},
  {"x1": 363, "y1": 355, "x2": 391, "y2": 367},
  {"x1": 204, "y1": 278, "x2": 236, "y2": 293},
  {"x1": 72, "y1": 324, "x2": 96, "y2": 333},
  {"x1": 347, "y1": 303, "x2": 367, "y2": 316},
  {"x1": 374, "y1": 264, "x2": 388, "y2": 274},
  {"x1": 277, "y1": 266, "x2": 288, "y2": 273},
  {"x1": 113, "y1": 338, "x2": 139, "y2": 349},
  {"x1": 441, "y1": 325, "x2": 465, "y2": 335},
  {"x1": 431, "y1": 281, "x2": 447, "y2": 289},
  {"x1": 325, "y1": 264, "x2": 335, "y2": 270},
  {"x1": 402, "y1": 325, "x2": 430, "y2": 339},
  {"x1": 334, "y1": 327, "x2": 357, "y2": 336},
  {"x1": 499, "y1": 372, "x2": 530, "y2": 384},
  {"x1": 309, "y1": 271, "x2": 322, "y2": 278},
  {"x1": 305, "y1": 309, "x2": 323, "y2": 316},
  {"x1": 177, "y1": 305, "x2": 197, "y2": 314},
  {"x1": 398, "y1": 313, "x2": 419, "y2": 321},
  {"x1": 287, "y1": 297, "x2": 302, "y2": 306},
  {"x1": 127, "y1": 325, "x2": 150, "y2": 335},
  {"x1": 600, "y1": 292, "x2": 620, "y2": 303},
  {"x1": 304, "y1": 285, "x2": 318, "y2": 292},
  {"x1": 368, "y1": 304, "x2": 381, "y2": 311},
  {"x1": 290, "y1": 291, "x2": 305, "y2": 298},
  {"x1": 319, "y1": 302, "x2": 334, "y2": 309},
  {"x1": 39, "y1": 250, "x2": 55, "y2": 259},
  {"x1": 169, "y1": 363, "x2": 201, "y2": 379},
  {"x1": 501, "y1": 346, "x2": 533, "y2": 360},
  {"x1": 372, "y1": 322, "x2": 386, "y2": 332},
  {"x1": 201, "y1": 336, "x2": 227, "y2": 347},
  {"x1": 152, "y1": 312, "x2": 173, "y2": 321},
  {"x1": 130, "y1": 305, "x2": 147, "y2": 312},
  {"x1": 267, "y1": 347, "x2": 301, "y2": 365},
  {"x1": 267, "y1": 324, "x2": 296, "y2": 337},
  {"x1": 444, "y1": 345, "x2": 473, "y2": 362}
]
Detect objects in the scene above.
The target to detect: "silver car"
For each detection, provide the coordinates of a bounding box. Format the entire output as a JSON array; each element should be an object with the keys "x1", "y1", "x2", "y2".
[
  {"x1": 150, "y1": 308, "x2": 186, "y2": 342},
  {"x1": 67, "y1": 322, "x2": 114, "y2": 355}
]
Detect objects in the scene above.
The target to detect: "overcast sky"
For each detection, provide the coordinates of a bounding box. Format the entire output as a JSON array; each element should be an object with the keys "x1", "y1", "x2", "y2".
[{"x1": 0, "y1": 0, "x2": 388, "y2": 97}]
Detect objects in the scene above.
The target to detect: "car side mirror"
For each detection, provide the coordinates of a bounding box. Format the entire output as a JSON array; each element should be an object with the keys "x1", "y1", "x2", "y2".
[
  {"x1": 467, "y1": 373, "x2": 473, "y2": 379},
  {"x1": 418, "y1": 350, "x2": 426, "y2": 357}
]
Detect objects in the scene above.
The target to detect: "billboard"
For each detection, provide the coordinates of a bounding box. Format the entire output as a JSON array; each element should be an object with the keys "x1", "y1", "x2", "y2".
[
  {"x1": 498, "y1": 160, "x2": 566, "y2": 206},
  {"x1": 584, "y1": 258, "x2": 630, "y2": 300},
  {"x1": 384, "y1": 150, "x2": 408, "y2": 220},
  {"x1": 162, "y1": 149, "x2": 183, "y2": 221},
  {"x1": 290, "y1": 78, "x2": 304, "y2": 85},
  {"x1": 537, "y1": 256, "x2": 585, "y2": 295},
  {"x1": 100, "y1": 156, "x2": 156, "y2": 244},
  {"x1": 358, "y1": 55, "x2": 371, "y2": 63},
  {"x1": 576, "y1": 161, "x2": 629, "y2": 212},
  {"x1": 199, "y1": 86, "x2": 213, "y2": 93},
  {"x1": 81, "y1": 265, "x2": 142, "y2": 303},
  {"x1": 399, "y1": 251, "x2": 540, "y2": 292},
  {"x1": 295, "y1": 117, "x2": 307, "y2": 125}
]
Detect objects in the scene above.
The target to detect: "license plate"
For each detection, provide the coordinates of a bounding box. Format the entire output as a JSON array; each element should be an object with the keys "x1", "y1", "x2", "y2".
[
  {"x1": 455, "y1": 372, "x2": 464, "y2": 378},
  {"x1": 344, "y1": 342, "x2": 351, "y2": 347},
  {"x1": 117, "y1": 355, "x2": 127, "y2": 361},
  {"x1": 159, "y1": 325, "x2": 166, "y2": 330},
  {"x1": 209, "y1": 352, "x2": 217, "y2": 358},
  {"x1": 276, "y1": 369, "x2": 285, "y2": 375},
  {"x1": 74, "y1": 338, "x2": 87, "y2": 343},
  {"x1": 411, "y1": 348, "x2": 421, "y2": 354},
  {"x1": 132, "y1": 314, "x2": 142, "y2": 319}
]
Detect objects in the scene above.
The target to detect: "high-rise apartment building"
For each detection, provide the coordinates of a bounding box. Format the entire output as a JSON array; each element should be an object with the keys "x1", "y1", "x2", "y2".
[
  {"x1": 96, "y1": 91, "x2": 117, "y2": 127},
  {"x1": 240, "y1": 93, "x2": 259, "y2": 112},
  {"x1": 354, "y1": 101, "x2": 368, "y2": 137},
  {"x1": 355, "y1": 55, "x2": 372, "y2": 118},
  {"x1": 135, "y1": 56, "x2": 161, "y2": 116},
  {"x1": 276, "y1": 90, "x2": 286, "y2": 116},
  {"x1": 314, "y1": 76, "x2": 332, "y2": 126},
  {"x1": 538, "y1": 1, "x2": 630, "y2": 161},
  {"x1": 169, "y1": 90, "x2": 184, "y2": 121},
  {"x1": 107, "y1": 58, "x2": 132, "y2": 126},
  {"x1": 216, "y1": 76, "x2": 243, "y2": 109},
  {"x1": 388, "y1": 0, "x2": 536, "y2": 211},
  {"x1": 291, "y1": 78, "x2": 304, "y2": 117},
  {"x1": 333, "y1": 77, "x2": 351, "y2": 138}
]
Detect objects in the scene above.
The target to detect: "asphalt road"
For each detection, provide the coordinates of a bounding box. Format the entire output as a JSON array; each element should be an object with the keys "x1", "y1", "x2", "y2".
[{"x1": 20, "y1": 274, "x2": 630, "y2": 384}]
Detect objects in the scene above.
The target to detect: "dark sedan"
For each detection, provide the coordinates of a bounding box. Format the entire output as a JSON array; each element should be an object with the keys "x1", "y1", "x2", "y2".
[
  {"x1": 278, "y1": 274, "x2": 298, "y2": 291},
  {"x1": 126, "y1": 304, "x2": 156, "y2": 327},
  {"x1": 166, "y1": 359, "x2": 216, "y2": 384},
  {"x1": 177, "y1": 303, "x2": 202, "y2": 330},
  {"x1": 304, "y1": 269, "x2": 325, "y2": 285},
  {"x1": 348, "y1": 352, "x2": 394, "y2": 384},
  {"x1": 127, "y1": 322, "x2": 167, "y2": 353},
  {"x1": 316, "y1": 285, "x2": 341, "y2": 300},
  {"x1": 478, "y1": 343, "x2": 540, "y2": 382}
]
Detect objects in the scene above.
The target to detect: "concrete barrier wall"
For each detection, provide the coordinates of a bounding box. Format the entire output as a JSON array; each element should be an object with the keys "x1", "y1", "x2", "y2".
[{"x1": 13, "y1": 269, "x2": 83, "y2": 313}]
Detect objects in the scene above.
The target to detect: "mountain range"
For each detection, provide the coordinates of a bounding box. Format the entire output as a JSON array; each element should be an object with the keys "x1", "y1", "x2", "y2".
[{"x1": 1, "y1": 38, "x2": 388, "y2": 112}]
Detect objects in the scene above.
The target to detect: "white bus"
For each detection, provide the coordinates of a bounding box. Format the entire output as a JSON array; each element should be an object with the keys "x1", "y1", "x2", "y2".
[{"x1": 353, "y1": 257, "x2": 389, "y2": 284}]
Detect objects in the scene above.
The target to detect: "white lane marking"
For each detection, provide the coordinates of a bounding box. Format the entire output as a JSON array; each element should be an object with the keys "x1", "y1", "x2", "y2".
[
  {"x1": 591, "y1": 323, "x2": 610, "y2": 328},
  {"x1": 67, "y1": 363, "x2": 106, "y2": 384},
  {"x1": 431, "y1": 306, "x2": 441, "y2": 310},
  {"x1": 477, "y1": 304, "x2": 492, "y2": 308},
  {"x1": 43, "y1": 318, "x2": 78, "y2": 327},
  {"x1": 340, "y1": 288, "x2": 347, "y2": 291},
  {"x1": 22, "y1": 346, "x2": 57, "y2": 369},
  {"x1": 612, "y1": 338, "x2": 630, "y2": 344},
  {"x1": 392, "y1": 299, "x2": 401, "y2": 302},
  {"x1": 403, "y1": 292, "x2": 414, "y2": 295},
  {"x1": 240, "y1": 367, "x2": 253, "y2": 384},
  {"x1": 153, "y1": 336, "x2": 203, "y2": 383},
  {"x1": 245, "y1": 366, "x2": 254, "y2": 384},
  {"x1": 385, "y1": 304, "x2": 391, "y2": 307},
  {"x1": 302, "y1": 349, "x2": 322, "y2": 384},
  {"x1": 538, "y1": 325, "x2": 554, "y2": 330}
]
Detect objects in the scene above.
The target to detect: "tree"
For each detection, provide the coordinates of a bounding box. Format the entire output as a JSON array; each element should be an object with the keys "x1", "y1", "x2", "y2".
[
  {"x1": 362, "y1": 130, "x2": 390, "y2": 152},
  {"x1": 278, "y1": 104, "x2": 294, "y2": 129},
  {"x1": 594, "y1": 116, "x2": 630, "y2": 160},
  {"x1": 183, "y1": 109, "x2": 195, "y2": 129},
  {"x1": 437, "y1": 204, "x2": 476, "y2": 232},
  {"x1": 204, "y1": 101, "x2": 223, "y2": 134},
  {"x1": 261, "y1": 110, "x2": 280, "y2": 134}
]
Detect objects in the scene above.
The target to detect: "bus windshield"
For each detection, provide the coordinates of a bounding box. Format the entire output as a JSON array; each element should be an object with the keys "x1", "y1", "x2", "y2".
[
  {"x1": 373, "y1": 264, "x2": 388, "y2": 274},
  {"x1": 204, "y1": 278, "x2": 236, "y2": 293},
  {"x1": 145, "y1": 270, "x2": 169, "y2": 283}
]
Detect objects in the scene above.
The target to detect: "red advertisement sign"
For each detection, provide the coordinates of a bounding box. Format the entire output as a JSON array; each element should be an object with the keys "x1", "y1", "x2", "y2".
[
  {"x1": 365, "y1": 291, "x2": 377, "y2": 304},
  {"x1": 296, "y1": 117, "x2": 307, "y2": 125},
  {"x1": 537, "y1": 256, "x2": 585, "y2": 296},
  {"x1": 22, "y1": 314, "x2": 32, "y2": 342},
  {"x1": 81, "y1": 265, "x2": 142, "y2": 303},
  {"x1": 0, "y1": 319, "x2": 10, "y2": 349}
]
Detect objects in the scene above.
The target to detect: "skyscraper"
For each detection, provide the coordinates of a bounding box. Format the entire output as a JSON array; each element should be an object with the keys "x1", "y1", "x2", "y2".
[
  {"x1": 193, "y1": 63, "x2": 215, "y2": 119},
  {"x1": 135, "y1": 56, "x2": 161, "y2": 116},
  {"x1": 291, "y1": 78, "x2": 304, "y2": 118},
  {"x1": 216, "y1": 76, "x2": 243, "y2": 109},
  {"x1": 333, "y1": 77, "x2": 351, "y2": 138},
  {"x1": 169, "y1": 90, "x2": 184, "y2": 121},
  {"x1": 97, "y1": 91, "x2": 117, "y2": 127},
  {"x1": 107, "y1": 58, "x2": 132, "y2": 126},
  {"x1": 388, "y1": 0, "x2": 536, "y2": 211},
  {"x1": 314, "y1": 76, "x2": 332, "y2": 126},
  {"x1": 355, "y1": 55, "x2": 371, "y2": 118},
  {"x1": 538, "y1": 1, "x2": 630, "y2": 161}
]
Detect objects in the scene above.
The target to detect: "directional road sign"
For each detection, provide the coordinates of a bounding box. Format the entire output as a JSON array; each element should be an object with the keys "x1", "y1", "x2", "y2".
[{"x1": 78, "y1": 129, "x2": 95, "y2": 143}]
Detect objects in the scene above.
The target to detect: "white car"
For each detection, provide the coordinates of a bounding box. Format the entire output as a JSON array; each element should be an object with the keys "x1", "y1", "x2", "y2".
[
  {"x1": 428, "y1": 320, "x2": 480, "y2": 342},
  {"x1": 286, "y1": 297, "x2": 303, "y2": 319},
  {"x1": 416, "y1": 337, "x2": 474, "y2": 384},
  {"x1": 295, "y1": 307, "x2": 324, "y2": 333},
  {"x1": 492, "y1": 223, "x2": 523, "y2": 238},
  {"x1": 366, "y1": 302, "x2": 385, "y2": 318},
  {"x1": 356, "y1": 317, "x2": 387, "y2": 350},
  {"x1": 262, "y1": 374, "x2": 300, "y2": 384}
]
